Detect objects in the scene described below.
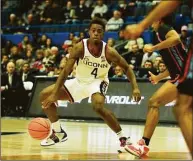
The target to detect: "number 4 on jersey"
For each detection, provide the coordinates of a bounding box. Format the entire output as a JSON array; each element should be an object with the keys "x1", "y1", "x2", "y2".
[{"x1": 91, "y1": 68, "x2": 98, "y2": 78}]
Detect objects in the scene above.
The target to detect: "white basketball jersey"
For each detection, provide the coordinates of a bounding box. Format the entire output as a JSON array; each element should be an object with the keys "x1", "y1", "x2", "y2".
[{"x1": 76, "y1": 39, "x2": 111, "y2": 83}]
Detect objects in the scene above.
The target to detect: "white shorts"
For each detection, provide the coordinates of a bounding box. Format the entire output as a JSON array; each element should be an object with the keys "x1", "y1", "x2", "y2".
[{"x1": 63, "y1": 78, "x2": 109, "y2": 102}]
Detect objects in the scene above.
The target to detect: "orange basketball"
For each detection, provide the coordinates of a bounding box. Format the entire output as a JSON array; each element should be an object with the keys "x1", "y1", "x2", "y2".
[{"x1": 28, "y1": 118, "x2": 51, "y2": 140}]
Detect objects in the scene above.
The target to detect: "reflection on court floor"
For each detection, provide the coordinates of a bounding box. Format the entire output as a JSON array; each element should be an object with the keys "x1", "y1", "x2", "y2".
[{"x1": 1, "y1": 117, "x2": 191, "y2": 160}]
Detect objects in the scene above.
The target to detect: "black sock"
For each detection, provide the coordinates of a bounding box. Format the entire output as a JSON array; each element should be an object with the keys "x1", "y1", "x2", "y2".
[{"x1": 142, "y1": 137, "x2": 150, "y2": 146}]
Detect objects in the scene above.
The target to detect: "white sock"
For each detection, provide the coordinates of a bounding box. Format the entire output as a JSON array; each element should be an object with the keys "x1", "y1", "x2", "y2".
[
  {"x1": 51, "y1": 120, "x2": 61, "y2": 132},
  {"x1": 117, "y1": 130, "x2": 125, "y2": 139}
]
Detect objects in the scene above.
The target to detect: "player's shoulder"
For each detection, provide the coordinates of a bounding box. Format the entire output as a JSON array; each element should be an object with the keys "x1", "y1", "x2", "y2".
[{"x1": 105, "y1": 45, "x2": 118, "y2": 55}]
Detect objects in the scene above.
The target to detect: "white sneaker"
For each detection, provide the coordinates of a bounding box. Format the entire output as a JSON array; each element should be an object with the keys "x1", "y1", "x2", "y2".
[
  {"x1": 40, "y1": 127, "x2": 68, "y2": 146},
  {"x1": 118, "y1": 137, "x2": 132, "y2": 153},
  {"x1": 125, "y1": 139, "x2": 149, "y2": 157}
]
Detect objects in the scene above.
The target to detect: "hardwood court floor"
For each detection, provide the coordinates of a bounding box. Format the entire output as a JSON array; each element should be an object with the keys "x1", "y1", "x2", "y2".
[{"x1": 1, "y1": 117, "x2": 191, "y2": 160}]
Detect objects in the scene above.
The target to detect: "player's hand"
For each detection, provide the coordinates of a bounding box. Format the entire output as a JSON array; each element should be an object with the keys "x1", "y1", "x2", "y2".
[
  {"x1": 143, "y1": 44, "x2": 155, "y2": 53},
  {"x1": 148, "y1": 71, "x2": 159, "y2": 85},
  {"x1": 42, "y1": 92, "x2": 59, "y2": 109},
  {"x1": 124, "y1": 24, "x2": 145, "y2": 39},
  {"x1": 132, "y1": 88, "x2": 141, "y2": 102}
]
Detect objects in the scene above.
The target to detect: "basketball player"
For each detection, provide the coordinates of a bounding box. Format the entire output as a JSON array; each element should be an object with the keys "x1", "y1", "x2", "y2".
[
  {"x1": 40, "y1": 18, "x2": 141, "y2": 151},
  {"x1": 174, "y1": 38, "x2": 193, "y2": 158},
  {"x1": 124, "y1": 15, "x2": 188, "y2": 157},
  {"x1": 124, "y1": 0, "x2": 193, "y2": 157}
]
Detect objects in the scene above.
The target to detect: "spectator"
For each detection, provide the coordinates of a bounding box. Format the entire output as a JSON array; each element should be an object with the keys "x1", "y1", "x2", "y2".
[
  {"x1": 9, "y1": 46, "x2": 23, "y2": 62},
  {"x1": 141, "y1": 44, "x2": 159, "y2": 67},
  {"x1": 50, "y1": 46, "x2": 62, "y2": 65},
  {"x1": 1, "y1": 55, "x2": 9, "y2": 73},
  {"x1": 118, "y1": 0, "x2": 131, "y2": 19},
  {"x1": 39, "y1": 34, "x2": 47, "y2": 49},
  {"x1": 112, "y1": 65, "x2": 127, "y2": 79},
  {"x1": 106, "y1": 10, "x2": 124, "y2": 31},
  {"x1": 153, "y1": 55, "x2": 163, "y2": 70},
  {"x1": 20, "y1": 62, "x2": 34, "y2": 83},
  {"x1": 107, "y1": 38, "x2": 115, "y2": 47},
  {"x1": 137, "y1": 60, "x2": 157, "y2": 78},
  {"x1": 25, "y1": 49, "x2": 35, "y2": 67},
  {"x1": 158, "y1": 61, "x2": 167, "y2": 73},
  {"x1": 42, "y1": 49, "x2": 52, "y2": 65},
  {"x1": 124, "y1": 37, "x2": 144, "y2": 53},
  {"x1": 62, "y1": 33, "x2": 74, "y2": 51},
  {"x1": 180, "y1": 25, "x2": 191, "y2": 51},
  {"x1": 40, "y1": 0, "x2": 53, "y2": 24},
  {"x1": 4, "y1": 40, "x2": 13, "y2": 55},
  {"x1": 8, "y1": 13, "x2": 18, "y2": 26},
  {"x1": 79, "y1": 32, "x2": 86, "y2": 40},
  {"x1": 62, "y1": 1, "x2": 77, "y2": 24},
  {"x1": 1, "y1": 62, "x2": 25, "y2": 116},
  {"x1": 45, "y1": 38, "x2": 53, "y2": 49},
  {"x1": 143, "y1": 60, "x2": 153, "y2": 69},
  {"x1": 91, "y1": 0, "x2": 108, "y2": 19},
  {"x1": 31, "y1": 49, "x2": 44, "y2": 72},
  {"x1": 75, "y1": 0, "x2": 91, "y2": 23},
  {"x1": 5, "y1": 13, "x2": 19, "y2": 33},
  {"x1": 127, "y1": 0, "x2": 137, "y2": 16},
  {"x1": 18, "y1": 35, "x2": 30, "y2": 52},
  {"x1": 124, "y1": 44, "x2": 144, "y2": 69}
]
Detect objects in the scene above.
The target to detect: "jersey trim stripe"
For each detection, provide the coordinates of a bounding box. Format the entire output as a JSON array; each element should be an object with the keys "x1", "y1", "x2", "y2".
[
  {"x1": 156, "y1": 32, "x2": 182, "y2": 72},
  {"x1": 81, "y1": 40, "x2": 84, "y2": 59},
  {"x1": 179, "y1": 42, "x2": 193, "y2": 83}
]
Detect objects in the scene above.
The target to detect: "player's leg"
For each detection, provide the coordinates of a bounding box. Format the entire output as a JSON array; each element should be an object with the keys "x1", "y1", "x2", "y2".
[
  {"x1": 91, "y1": 92, "x2": 122, "y2": 133},
  {"x1": 40, "y1": 84, "x2": 69, "y2": 123},
  {"x1": 125, "y1": 81, "x2": 178, "y2": 157},
  {"x1": 91, "y1": 92, "x2": 131, "y2": 153},
  {"x1": 39, "y1": 84, "x2": 70, "y2": 146},
  {"x1": 173, "y1": 93, "x2": 193, "y2": 157}
]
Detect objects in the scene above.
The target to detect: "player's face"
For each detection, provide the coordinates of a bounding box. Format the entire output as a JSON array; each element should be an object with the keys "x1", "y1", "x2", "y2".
[
  {"x1": 89, "y1": 24, "x2": 104, "y2": 42},
  {"x1": 151, "y1": 21, "x2": 160, "y2": 32}
]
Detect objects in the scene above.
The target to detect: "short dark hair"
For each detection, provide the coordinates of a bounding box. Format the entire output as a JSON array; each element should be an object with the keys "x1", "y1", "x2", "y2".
[{"x1": 89, "y1": 18, "x2": 106, "y2": 31}]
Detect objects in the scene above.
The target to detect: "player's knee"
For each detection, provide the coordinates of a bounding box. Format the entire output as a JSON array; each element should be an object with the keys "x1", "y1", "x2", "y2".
[
  {"x1": 91, "y1": 99, "x2": 105, "y2": 113},
  {"x1": 148, "y1": 97, "x2": 160, "y2": 108}
]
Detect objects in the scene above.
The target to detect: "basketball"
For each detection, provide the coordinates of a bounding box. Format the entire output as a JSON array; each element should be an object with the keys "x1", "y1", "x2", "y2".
[{"x1": 28, "y1": 118, "x2": 51, "y2": 140}]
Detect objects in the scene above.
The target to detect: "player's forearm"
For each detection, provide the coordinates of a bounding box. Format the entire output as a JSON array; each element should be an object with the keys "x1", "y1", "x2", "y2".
[
  {"x1": 139, "y1": 1, "x2": 181, "y2": 30},
  {"x1": 153, "y1": 36, "x2": 181, "y2": 51},
  {"x1": 156, "y1": 69, "x2": 170, "y2": 81},
  {"x1": 126, "y1": 66, "x2": 139, "y2": 90}
]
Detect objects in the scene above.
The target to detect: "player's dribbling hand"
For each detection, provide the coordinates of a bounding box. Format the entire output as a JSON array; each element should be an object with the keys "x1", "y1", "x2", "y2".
[
  {"x1": 132, "y1": 88, "x2": 141, "y2": 102},
  {"x1": 148, "y1": 71, "x2": 159, "y2": 85},
  {"x1": 124, "y1": 24, "x2": 145, "y2": 39},
  {"x1": 42, "y1": 93, "x2": 59, "y2": 109}
]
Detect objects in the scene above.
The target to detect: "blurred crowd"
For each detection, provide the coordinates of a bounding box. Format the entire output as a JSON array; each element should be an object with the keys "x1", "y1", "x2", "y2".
[{"x1": 2, "y1": 0, "x2": 192, "y2": 33}]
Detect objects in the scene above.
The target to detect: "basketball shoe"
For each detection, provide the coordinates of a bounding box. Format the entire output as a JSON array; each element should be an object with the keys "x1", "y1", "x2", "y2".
[
  {"x1": 40, "y1": 127, "x2": 68, "y2": 146},
  {"x1": 124, "y1": 139, "x2": 149, "y2": 157},
  {"x1": 118, "y1": 137, "x2": 132, "y2": 153}
]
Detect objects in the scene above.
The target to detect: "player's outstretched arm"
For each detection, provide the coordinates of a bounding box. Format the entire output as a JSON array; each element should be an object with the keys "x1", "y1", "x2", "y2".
[
  {"x1": 153, "y1": 30, "x2": 181, "y2": 51},
  {"x1": 143, "y1": 30, "x2": 181, "y2": 53},
  {"x1": 125, "y1": 1, "x2": 181, "y2": 39},
  {"x1": 106, "y1": 46, "x2": 141, "y2": 102}
]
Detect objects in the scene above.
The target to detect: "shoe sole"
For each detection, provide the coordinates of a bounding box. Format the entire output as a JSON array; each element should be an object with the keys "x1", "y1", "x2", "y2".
[
  {"x1": 124, "y1": 147, "x2": 140, "y2": 158},
  {"x1": 40, "y1": 137, "x2": 68, "y2": 147}
]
